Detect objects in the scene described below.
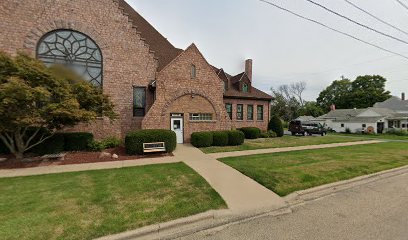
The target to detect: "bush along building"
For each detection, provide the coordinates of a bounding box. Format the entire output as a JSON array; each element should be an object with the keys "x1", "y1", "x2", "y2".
[{"x1": 0, "y1": 0, "x2": 272, "y2": 143}]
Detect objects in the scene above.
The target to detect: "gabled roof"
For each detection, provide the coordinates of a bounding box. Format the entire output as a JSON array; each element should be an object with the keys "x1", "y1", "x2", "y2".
[
  {"x1": 119, "y1": 0, "x2": 183, "y2": 71},
  {"x1": 119, "y1": 1, "x2": 272, "y2": 101},
  {"x1": 373, "y1": 96, "x2": 408, "y2": 112}
]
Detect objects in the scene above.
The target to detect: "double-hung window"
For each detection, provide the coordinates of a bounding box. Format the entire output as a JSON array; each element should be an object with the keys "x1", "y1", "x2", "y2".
[
  {"x1": 247, "y1": 105, "x2": 254, "y2": 120},
  {"x1": 225, "y1": 104, "x2": 232, "y2": 120},
  {"x1": 257, "y1": 105, "x2": 264, "y2": 121},
  {"x1": 237, "y1": 104, "x2": 243, "y2": 120},
  {"x1": 133, "y1": 87, "x2": 146, "y2": 117}
]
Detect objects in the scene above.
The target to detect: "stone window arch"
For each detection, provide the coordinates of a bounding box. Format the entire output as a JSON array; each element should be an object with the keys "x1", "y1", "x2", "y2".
[{"x1": 36, "y1": 29, "x2": 103, "y2": 87}]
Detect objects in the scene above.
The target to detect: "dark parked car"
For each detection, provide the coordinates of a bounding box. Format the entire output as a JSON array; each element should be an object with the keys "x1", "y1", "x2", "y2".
[{"x1": 289, "y1": 120, "x2": 327, "y2": 136}]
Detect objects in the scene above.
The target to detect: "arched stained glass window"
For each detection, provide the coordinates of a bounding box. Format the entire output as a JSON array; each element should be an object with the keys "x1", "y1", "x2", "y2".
[{"x1": 37, "y1": 30, "x2": 103, "y2": 87}]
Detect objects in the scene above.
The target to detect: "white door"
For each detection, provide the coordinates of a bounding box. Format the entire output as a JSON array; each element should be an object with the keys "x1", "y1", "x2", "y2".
[{"x1": 171, "y1": 117, "x2": 184, "y2": 144}]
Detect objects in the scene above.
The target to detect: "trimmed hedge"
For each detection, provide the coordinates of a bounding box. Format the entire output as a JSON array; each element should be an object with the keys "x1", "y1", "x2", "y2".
[
  {"x1": 239, "y1": 127, "x2": 261, "y2": 139},
  {"x1": 31, "y1": 133, "x2": 65, "y2": 155},
  {"x1": 63, "y1": 132, "x2": 94, "y2": 151},
  {"x1": 191, "y1": 132, "x2": 213, "y2": 148},
  {"x1": 212, "y1": 131, "x2": 229, "y2": 146},
  {"x1": 125, "y1": 129, "x2": 177, "y2": 155},
  {"x1": 228, "y1": 130, "x2": 245, "y2": 146},
  {"x1": 268, "y1": 115, "x2": 284, "y2": 137}
]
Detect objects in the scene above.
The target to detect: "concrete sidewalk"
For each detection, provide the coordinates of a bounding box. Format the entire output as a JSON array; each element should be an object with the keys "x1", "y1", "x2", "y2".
[
  {"x1": 0, "y1": 156, "x2": 179, "y2": 178},
  {"x1": 209, "y1": 140, "x2": 383, "y2": 159},
  {"x1": 173, "y1": 144, "x2": 286, "y2": 213}
]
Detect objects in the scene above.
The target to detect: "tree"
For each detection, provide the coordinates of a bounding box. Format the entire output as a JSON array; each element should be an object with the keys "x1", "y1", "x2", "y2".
[
  {"x1": 270, "y1": 81, "x2": 306, "y2": 121},
  {"x1": 289, "y1": 81, "x2": 307, "y2": 107},
  {"x1": 316, "y1": 78, "x2": 352, "y2": 111},
  {"x1": 317, "y1": 75, "x2": 391, "y2": 112},
  {"x1": 268, "y1": 115, "x2": 284, "y2": 137},
  {"x1": 298, "y1": 101, "x2": 324, "y2": 117},
  {"x1": 0, "y1": 52, "x2": 117, "y2": 160},
  {"x1": 350, "y1": 75, "x2": 391, "y2": 108}
]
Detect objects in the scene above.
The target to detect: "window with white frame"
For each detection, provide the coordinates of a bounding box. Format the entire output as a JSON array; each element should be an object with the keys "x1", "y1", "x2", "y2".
[{"x1": 189, "y1": 113, "x2": 213, "y2": 121}]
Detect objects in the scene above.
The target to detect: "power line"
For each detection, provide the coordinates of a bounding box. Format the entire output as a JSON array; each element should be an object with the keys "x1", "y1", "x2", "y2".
[
  {"x1": 258, "y1": 0, "x2": 408, "y2": 61},
  {"x1": 304, "y1": 0, "x2": 408, "y2": 46},
  {"x1": 395, "y1": 0, "x2": 408, "y2": 12},
  {"x1": 344, "y1": 0, "x2": 408, "y2": 36}
]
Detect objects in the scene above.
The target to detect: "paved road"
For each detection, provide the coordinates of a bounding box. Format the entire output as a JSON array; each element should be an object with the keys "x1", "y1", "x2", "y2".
[{"x1": 182, "y1": 173, "x2": 408, "y2": 240}]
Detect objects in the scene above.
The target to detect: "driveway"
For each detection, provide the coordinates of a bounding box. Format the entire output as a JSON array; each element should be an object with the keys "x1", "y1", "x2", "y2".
[{"x1": 182, "y1": 172, "x2": 408, "y2": 240}]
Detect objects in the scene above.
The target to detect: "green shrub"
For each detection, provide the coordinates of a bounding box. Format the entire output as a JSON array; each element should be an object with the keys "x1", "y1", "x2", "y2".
[
  {"x1": 282, "y1": 121, "x2": 289, "y2": 129},
  {"x1": 212, "y1": 131, "x2": 229, "y2": 146},
  {"x1": 260, "y1": 132, "x2": 269, "y2": 138},
  {"x1": 268, "y1": 130, "x2": 278, "y2": 138},
  {"x1": 31, "y1": 133, "x2": 65, "y2": 155},
  {"x1": 63, "y1": 132, "x2": 94, "y2": 151},
  {"x1": 125, "y1": 129, "x2": 176, "y2": 155},
  {"x1": 268, "y1": 115, "x2": 284, "y2": 137},
  {"x1": 239, "y1": 127, "x2": 261, "y2": 139},
  {"x1": 191, "y1": 132, "x2": 213, "y2": 148},
  {"x1": 228, "y1": 130, "x2": 245, "y2": 146},
  {"x1": 87, "y1": 141, "x2": 105, "y2": 152},
  {"x1": 387, "y1": 129, "x2": 408, "y2": 136},
  {"x1": 344, "y1": 128, "x2": 352, "y2": 134},
  {"x1": 88, "y1": 137, "x2": 122, "y2": 152}
]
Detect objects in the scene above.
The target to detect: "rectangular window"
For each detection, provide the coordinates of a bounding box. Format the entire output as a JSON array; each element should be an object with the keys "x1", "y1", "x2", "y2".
[
  {"x1": 191, "y1": 64, "x2": 196, "y2": 79},
  {"x1": 341, "y1": 124, "x2": 345, "y2": 128},
  {"x1": 133, "y1": 87, "x2": 146, "y2": 117},
  {"x1": 362, "y1": 124, "x2": 366, "y2": 128},
  {"x1": 247, "y1": 105, "x2": 254, "y2": 120},
  {"x1": 237, "y1": 104, "x2": 243, "y2": 120},
  {"x1": 257, "y1": 105, "x2": 264, "y2": 120},
  {"x1": 225, "y1": 104, "x2": 232, "y2": 120},
  {"x1": 189, "y1": 113, "x2": 213, "y2": 121}
]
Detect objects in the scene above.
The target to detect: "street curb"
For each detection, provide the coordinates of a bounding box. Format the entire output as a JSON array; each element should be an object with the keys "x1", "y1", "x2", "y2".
[
  {"x1": 94, "y1": 210, "x2": 222, "y2": 240},
  {"x1": 97, "y1": 165, "x2": 408, "y2": 240},
  {"x1": 95, "y1": 207, "x2": 292, "y2": 240},
  {"x1": 285, "y1": 165, "x2": 408, "y2": 206}
]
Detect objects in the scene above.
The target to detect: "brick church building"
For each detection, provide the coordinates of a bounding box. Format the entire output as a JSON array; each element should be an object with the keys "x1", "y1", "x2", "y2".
[{"x1": 0, "y1": 0, "x2": 272, "y2": 143}]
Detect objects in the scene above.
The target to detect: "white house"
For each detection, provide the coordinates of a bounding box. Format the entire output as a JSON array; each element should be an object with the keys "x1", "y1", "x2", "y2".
[{"x1": 316, "y1": 94, "x2": 408, "y2": 134}]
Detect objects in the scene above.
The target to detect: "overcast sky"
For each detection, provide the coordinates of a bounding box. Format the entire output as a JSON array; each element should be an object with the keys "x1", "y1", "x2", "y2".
[{"x1": 126, "y1": 0, "x2": 408, "y2": 101}]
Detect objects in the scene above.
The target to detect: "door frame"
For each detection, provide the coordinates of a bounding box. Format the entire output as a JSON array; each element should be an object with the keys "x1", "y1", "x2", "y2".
[{"x1": 170, "y1": 113, "x2": 184, "y2": 144}]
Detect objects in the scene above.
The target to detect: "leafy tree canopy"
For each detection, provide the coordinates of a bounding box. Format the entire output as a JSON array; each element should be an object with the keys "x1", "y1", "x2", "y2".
[
  {"x1": 317, "y1": 75, "x2": 391, "y2": 111},
  {"x1": 0, "y1": 52, "x2": 117, "y2": 159}
]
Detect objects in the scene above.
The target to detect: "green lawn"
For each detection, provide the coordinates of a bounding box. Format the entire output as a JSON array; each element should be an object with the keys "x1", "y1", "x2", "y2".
[
  {"x1": 333, "y1": 133, "x2": 408, "y2": 141},
  {"x1": 201, "y1": 135, "x2": 368, "y2": 153},
  {"x1": 0, "y1": 163, "x2": 226, "y2": 240},
  {"x1": 220, "y1": 142, "x2": 408, "y2": 196}
]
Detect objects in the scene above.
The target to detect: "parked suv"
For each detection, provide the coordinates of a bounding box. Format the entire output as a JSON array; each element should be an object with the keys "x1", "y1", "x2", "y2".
[{"x1": 289, "y1": 120, "x2": 327, "y2": 136}]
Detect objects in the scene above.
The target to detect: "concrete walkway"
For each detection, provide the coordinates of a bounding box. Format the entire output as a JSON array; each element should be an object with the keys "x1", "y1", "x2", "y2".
[
  {"x1": 173, "y1": 144, "x2": 287, "y2": 213},
  {"x1": 209, "y1": 140, "x2": 384, "y2": 159},
  {"x1": 0, "y1": 156, "x2": 179, "y2": 178}
]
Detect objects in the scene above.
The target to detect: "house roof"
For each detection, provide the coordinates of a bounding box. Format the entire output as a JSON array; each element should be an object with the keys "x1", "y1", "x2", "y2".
[
  {"x1": 119, "y1": 0, "x2": 183, "y2": 71},
  {"x1": 319, "y1": 109, "x2": 365, "y2": 119},
  {"x1": 119, "y1": 1, "x2": 272, "y2": 101},
  {"x1": 296, "y1": 116, "x2": 317, "y2": 122},
  {"x1": 373, "y1": 96, "x2": 408, "y2": 112}
]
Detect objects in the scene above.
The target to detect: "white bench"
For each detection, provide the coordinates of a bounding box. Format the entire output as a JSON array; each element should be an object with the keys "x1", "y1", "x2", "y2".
[{"x1": 143, "y1": 142, "x2": 166, "y2": 153}]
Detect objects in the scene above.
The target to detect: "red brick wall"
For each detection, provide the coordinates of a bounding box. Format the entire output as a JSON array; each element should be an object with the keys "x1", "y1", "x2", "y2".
[
  {"x1": 142, "y1": 44, "x2": 232, "y2": 142},
  {"x1": 224, "y1": 98, "x2": 271, "y2": 131},
  {"x1": 0, "y1": 0, "x2": 158, "y2": 139}
]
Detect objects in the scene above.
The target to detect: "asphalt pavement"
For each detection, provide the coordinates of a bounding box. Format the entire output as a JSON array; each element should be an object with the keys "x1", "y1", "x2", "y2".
[{"x1": 181, "y1": 172, "x2": 408, "y2": 240}]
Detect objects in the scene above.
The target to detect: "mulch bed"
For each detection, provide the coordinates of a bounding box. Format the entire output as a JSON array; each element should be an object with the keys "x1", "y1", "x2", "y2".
[{"x1": 0, "y1": 147, "x2": 173, "y2": 170}]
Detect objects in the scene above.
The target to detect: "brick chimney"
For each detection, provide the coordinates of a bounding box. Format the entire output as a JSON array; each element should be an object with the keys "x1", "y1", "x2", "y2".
[
  {"x1": 402, "y1": 92, "x2": 406, "y2": 101},
  {"x1": 330, "y1": 104, "x2": 336, "y2": 111},
  {"x1": 245, "y1": 59, "x2": 252, "y2": 81}
]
